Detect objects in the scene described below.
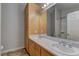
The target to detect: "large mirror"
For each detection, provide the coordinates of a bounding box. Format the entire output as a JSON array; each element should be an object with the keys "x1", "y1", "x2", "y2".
[{"x1": 47, "y1": 3, "x2": 79, "y2": 42}]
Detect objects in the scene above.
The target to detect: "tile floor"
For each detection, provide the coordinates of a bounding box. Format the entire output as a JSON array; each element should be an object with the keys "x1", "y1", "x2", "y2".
[{"x1": 1, "y1": 48, "x2": 29, "y2": 56}]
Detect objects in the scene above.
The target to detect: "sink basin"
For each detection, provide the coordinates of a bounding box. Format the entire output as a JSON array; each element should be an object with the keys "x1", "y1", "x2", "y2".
[{"x1": 52, "y1": 43, "x2": 79, "y2": 55}]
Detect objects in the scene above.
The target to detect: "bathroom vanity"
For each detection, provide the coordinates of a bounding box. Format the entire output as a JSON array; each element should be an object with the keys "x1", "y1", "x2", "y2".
[
  {"x1": 28, "y1": 35, "x2": 79, "y2": 56},
  {"x1": 28, "y1": 38, "x2": 55, "y2": 56},
  {"x1": 24, "y1": 3, "x2": 79, "y2": 56}
]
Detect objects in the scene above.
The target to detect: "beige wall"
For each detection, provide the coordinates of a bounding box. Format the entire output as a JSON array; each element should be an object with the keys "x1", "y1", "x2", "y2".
[{"x1": 1, "y1": 3, "x2": 26, "y2": 52}]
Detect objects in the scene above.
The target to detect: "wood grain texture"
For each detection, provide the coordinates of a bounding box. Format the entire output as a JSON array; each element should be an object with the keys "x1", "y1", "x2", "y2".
[
  {"x1": 34, "y1": 42, "x2": 41, "y2": 56},
  {"x1": 24, "y1": 3, "x2": 55, "y2": 56},
  {"x1": 24, "y1": 4, "x2": 29, "y2": 51},
  {"x1": 28, "y1": 39, "x2": 35, "y2": 56},
  {"x1": 28, "y1": 3, "x2": 47, "y2": 35},
  {"x1": 40, "y1": 12, "x2": 47, "y2": 34},
  {"x1": 40, "y1": 47, "x2": 54, "y2": 56}
]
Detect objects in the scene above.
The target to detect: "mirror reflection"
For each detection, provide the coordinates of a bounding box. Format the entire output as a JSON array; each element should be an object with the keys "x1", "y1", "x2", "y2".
[{"x1": 47, "y1": 3, "x2": 79, "y2": 41}]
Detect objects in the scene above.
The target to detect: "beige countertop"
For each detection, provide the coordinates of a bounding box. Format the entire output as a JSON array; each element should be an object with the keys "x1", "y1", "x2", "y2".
[{"x1": 29, "y1": 35, "x2": 79, "y2": 56}]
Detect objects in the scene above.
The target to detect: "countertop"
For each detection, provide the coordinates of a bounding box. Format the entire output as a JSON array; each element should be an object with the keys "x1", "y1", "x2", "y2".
[{"x1": 29, "y1": 35, "x2": 79, "y2": 56}]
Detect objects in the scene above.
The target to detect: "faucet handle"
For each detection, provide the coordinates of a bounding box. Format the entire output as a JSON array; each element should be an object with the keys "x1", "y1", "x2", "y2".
[{"x1": 68, "y1": 44, "x2": 72, "y2": 48}]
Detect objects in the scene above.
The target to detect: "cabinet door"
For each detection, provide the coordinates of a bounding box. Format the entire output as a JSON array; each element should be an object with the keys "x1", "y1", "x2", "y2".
[
  {"x1": 40, "y1": 48, "x2": 52, "y2": 56},
  {"x1": 25, "y1": 38, "x2": 29, "y2": 52},
  {"x1": 28, "y1": 39, "x2": 35, "y2": 56},
  {"x1": 34, "y1": 43, "x2": 41, "y2": 56}
]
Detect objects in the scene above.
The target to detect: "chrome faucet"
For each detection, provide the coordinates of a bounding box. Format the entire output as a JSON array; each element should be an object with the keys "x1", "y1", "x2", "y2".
[{"x1": 59, "y1": 40, "x2": 72, "y2": 48}]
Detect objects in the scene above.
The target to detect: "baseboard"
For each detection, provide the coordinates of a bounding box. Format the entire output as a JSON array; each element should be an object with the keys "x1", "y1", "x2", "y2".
[{"x1": 1, "y1": 47, "x2": 24, "y2": 54}]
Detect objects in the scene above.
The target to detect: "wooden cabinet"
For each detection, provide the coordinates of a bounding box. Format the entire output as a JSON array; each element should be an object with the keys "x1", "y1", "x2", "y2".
[
  {"x1": 34, "y1": 43, "x2": 41, "y2": 56},
  {"x1": 28, "y1": 39, "x2": 41, "y2": 56},
  {"x1": 28, "y1": 39, "x2": 55, "y2": 56},
  {"x1": 24, "y1": 4, "x2": 29, "y2": 52},
  {"x1": 24, "y1": 4, "x2": 55, "y2": 56},
  {"x1": 40, "y1": 48, "x2": 52, "y2": 56},
  {"x1": 25, "y1": 39, "x2": 29, "y2": 52},
  {"x1": 28, "y1": 39, "x2": 35, "y2": 56}
]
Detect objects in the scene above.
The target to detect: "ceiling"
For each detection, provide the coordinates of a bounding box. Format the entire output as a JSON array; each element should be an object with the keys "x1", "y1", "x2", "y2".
[
  {"x1": 37, "y1": 3, "x2": 79, "y2": 10},
  {"x1": 36, "y1": 3, "x2": 44, "y2": 8},
  {"x1": 36, "y1": 3, "x2": 79, "y2": 13},
  {"x1": 56, "y1": 3, "x2": 79, "y2": 10}
]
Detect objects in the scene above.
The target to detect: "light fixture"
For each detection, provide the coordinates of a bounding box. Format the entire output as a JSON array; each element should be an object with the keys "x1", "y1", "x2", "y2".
[
  {"x1": 46, "y1": 3, "x2": 49, "y2": 5},
  {"x1": 42, "y1": 3, "x2": 50, "y2": 9},
  {"x1": 42, "y1": 6, "x2": 44, "y2": 8},
  {"x1": 44, "y1": 4, "x2": 47, "y2": 7},
  {"x1": 42, "y1": 4, "x2": 47, "y2": 9}
]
